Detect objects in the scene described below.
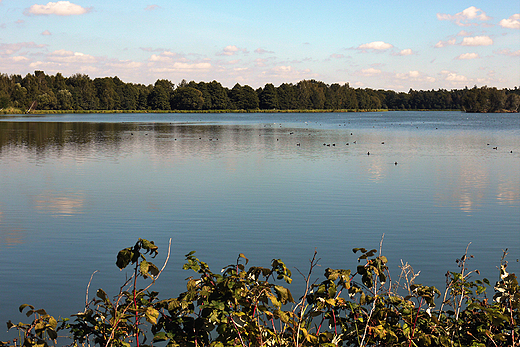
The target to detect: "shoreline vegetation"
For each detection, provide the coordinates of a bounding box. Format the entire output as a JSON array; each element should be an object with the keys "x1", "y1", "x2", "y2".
[
  {"x1": 2, "y1": 239, "x2": 518, "y2": 347},
  {"x1": 2, "y1": 108, "x2": 396, "y2": 115},
  {"x1": 1, "y1": 71, "x2": 519, "y2": 115}
]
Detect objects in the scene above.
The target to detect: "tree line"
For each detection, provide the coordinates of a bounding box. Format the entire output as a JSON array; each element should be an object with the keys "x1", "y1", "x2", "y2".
[{"x1": 1, "y1": 71, "x2": 519, "y2": 113}]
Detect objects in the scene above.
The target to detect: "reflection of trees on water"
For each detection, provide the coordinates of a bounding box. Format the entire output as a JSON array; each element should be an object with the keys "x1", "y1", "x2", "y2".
[
  {"x1": 0, "y1": 122, "x2": 356, "y2": 160},
  {"x1": 0, "y1": 122, "x2": 126, "y2": 159}
]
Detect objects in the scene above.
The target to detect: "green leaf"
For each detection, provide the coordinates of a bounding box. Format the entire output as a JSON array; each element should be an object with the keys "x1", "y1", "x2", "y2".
[
  {"x1": 238, "y1": 253, "x2": 249, "y2": 265},
  {"x1": 96, "y1": 289, "x2": 110, "y2": 304},
  {"x1": 47, "y1": 316, "x2": 57, "y2": 330},
  {"x1": 140, "y1": 239, "x2": 158, "y2": 256},
  {"x1": 153, "y1": 332, "x2": 168, "y2": 342},
  {"x1": 116, "y1": 248, "x2": 134, "y2": 269},
  {"x1": 145, "y1": 307, "x2": 159, "y2": 324},
  {"x1": 274, "y1": 285, "x2": 295, "y2": 303},
  {"x1": 46, "y1": 327, "x2": 58, "y2": 340},
  {"x1": 19, "y1": 304, "x2": 34, "y2": 313},
  {"x1": 140, "y1": 260, "x2": 150, "y2": 277},
  {"x1": 148, "y1": 263, "x2": 160, "y2": 277}
]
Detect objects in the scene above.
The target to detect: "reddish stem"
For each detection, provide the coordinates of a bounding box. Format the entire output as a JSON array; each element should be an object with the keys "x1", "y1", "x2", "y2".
[
  {"x1": 134, "y1": 263, "x2": 140, "y2": 347},
  {"x1": 408, "y1": 298, "x2": 423, "y2": 347}
]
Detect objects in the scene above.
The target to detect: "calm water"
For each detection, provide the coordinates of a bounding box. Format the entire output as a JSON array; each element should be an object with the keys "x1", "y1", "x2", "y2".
[{"x1": 0, "y1": 111, "x2": 519, "y2": 340}]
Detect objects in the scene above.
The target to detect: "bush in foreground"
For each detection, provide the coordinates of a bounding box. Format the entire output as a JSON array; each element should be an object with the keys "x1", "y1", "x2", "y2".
[{"x1": 2, "y1": 238, "x2": 518, "y2": 347}]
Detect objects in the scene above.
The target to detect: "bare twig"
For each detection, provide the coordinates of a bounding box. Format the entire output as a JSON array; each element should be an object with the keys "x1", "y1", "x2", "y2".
[
  {"x1": 294, "y1": 249, "x2": 320, "y2": 347},
  {"x1": 85, "y1": 270, "x2": 99, "y2": 311}
]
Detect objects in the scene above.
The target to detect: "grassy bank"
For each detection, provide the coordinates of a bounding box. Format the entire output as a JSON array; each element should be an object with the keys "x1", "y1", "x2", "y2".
[{"x1": 1, "y1": 108, "x2": 395, "y2": 115}]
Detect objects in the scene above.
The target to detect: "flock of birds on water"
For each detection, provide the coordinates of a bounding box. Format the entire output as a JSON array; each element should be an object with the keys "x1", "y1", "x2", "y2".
[{"x1": 127, "y1": 121, "x2": 514, "y2": 164}]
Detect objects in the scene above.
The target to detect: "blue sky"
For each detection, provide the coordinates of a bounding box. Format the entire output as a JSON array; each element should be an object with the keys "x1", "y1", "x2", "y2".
[{"x1": 1, "y1": 0, "x2": 519, "y2": 90}]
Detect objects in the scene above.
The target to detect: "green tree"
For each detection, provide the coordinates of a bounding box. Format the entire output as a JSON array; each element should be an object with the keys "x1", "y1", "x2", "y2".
[
  {"x1": 488, "y1": 87, "x2": 506, "y2": 112},
  {"x1": 505, "y1": 93, "x2": 520, "y2": 112},
  {"x1": 229, "y1": 83, "x2": 259, "y2": 110},
  {"x1": 259, "y1": 83, "x2": 279, "y2": 109},
  {"x1": 148, "y1": 79, "x2": 173, "y2": 110},
  {"x1": 206, "y1": 80, "x2": 230, "y2": 110},
  {"x1": 0, "y1": 94, "x2": 9, "y2": 109},
  {"x1": 94, "y1": 77, "x2": 120, "y2": 110},
  {"x1": 137, "y1": 85, "x2": 152, "y2": 110},
  {"x1": 36, "y1": 91, "x2": 57, "y2": 110},
  {"x1": 170, "y1": 87, "x2": 204, "y2": 110},
  {"x1": 276, "y1": 83, "x2": 298, "y2": 110},
  {"x1": 11, "y1": 83, "x2": 29, "y2": 109},
  {"x1": 57, "y1": 89, "x2": 73, "y2": 110},
  {"x1": 67, "y1": 74, "x2": 98, "y2": 110}
]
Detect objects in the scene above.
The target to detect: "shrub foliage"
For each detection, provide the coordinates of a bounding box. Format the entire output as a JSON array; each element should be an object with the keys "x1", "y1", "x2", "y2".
[{"x1": 2, "y1": 239, "x2": 518, "y2": 346}]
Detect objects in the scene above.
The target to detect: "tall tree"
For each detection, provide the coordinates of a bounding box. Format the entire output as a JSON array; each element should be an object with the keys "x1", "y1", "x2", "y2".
[
  {"x1": 148, "y1": 79, "x2": 173, "y2": 110},
  {"x1": 259, "y1": 83, "x2": 279, "y2": 109},
  {"x1": 170, "y1": 87, "x2": 204, "y2": 110},
  {"x1": 229, "y1": 83, "x2": 259, "y2": 110}
]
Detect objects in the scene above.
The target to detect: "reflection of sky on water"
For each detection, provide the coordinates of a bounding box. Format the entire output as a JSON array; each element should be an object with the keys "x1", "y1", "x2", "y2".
[
  {"x1": 33, "y1": 190, "x2": 85, "y2": 217},
  {"x1": 0, "y1": 113, "x2": 519, "y2": 341}
]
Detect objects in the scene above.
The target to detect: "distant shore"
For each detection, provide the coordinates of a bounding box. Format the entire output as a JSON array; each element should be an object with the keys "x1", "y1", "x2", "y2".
[{"x1": 1, "y1": 108, "x2": 470, "y2": 116}]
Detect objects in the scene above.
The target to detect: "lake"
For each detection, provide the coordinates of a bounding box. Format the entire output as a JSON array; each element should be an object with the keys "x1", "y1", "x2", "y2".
[{"x1": 0, "y1": 111, "x2": 519, "y2": 341}]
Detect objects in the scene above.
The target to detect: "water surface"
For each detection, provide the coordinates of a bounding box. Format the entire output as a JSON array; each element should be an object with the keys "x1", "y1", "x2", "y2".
[{"x1": 0, "y1": 111, "x2": 519, "y2": 341}]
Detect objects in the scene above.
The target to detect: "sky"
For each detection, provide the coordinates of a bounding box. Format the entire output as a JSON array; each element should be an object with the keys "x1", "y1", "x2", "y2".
[{"x1": 0, "y1": 0, "x2": 519, "y2": 91}]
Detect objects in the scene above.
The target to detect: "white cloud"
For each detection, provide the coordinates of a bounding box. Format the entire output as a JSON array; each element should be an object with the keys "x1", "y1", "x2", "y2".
[
  {"x1": 395, "y1": 71, "x2": 435, "y2": 82},
  {"x1": 106, "y1": 60, "x2": 143, "y2": 69},
  {"x1": 360, "y1": 68, "x2": 382, "y2": 76},
  {"x1": 456, "y1": 53, "x2": 479, "y2": 60},
  {"x1": 495, "y1": 48, "x2": 520, "y2": 56},
  {"x1": 149, "y1": 54, "x2": 171, "y2": 63},
  {"x1": 461, "y1": 35, "x2": 493, "y2": 46},
  {"x1": 217, "y1": 45, "x2": 248, "y2": 56},
  {"x1": 437, "y1": 6, "x2": 491, "y2": 26},
  {"x1": 48, "y1": 50, "x2": 97, "y2": 63},
  {"x1": 254, "y1": 58, "x2": 267, "y2": 66},
  {"x1": 435, "y1": 38, "x2": 456, "y2": 48},
  {"x1": 25, "y1": 1, "x2": 92, "y2": 16},
  {"x1": 258, "y1": 65, "x2": 318, "y2": 84},
  {"x1": 145, "y1": 5, "x2": 160, "y2": 11},
  {"x1": 396, "y1": 49, "x2": 414, "y2": 56},
  {"x1": 444, "y1": 72, "x2": 469, "y2": 82},
  {"x1": 272, "y1": 65, "x2": 292, "y2": 73},
  {"x1": 140, "y1": 47, "x2": 165, "y2": 52},
  {"x1": 457, "y1": 30, "x2": 472, "y2": 36},
  {"x1": 254, "y1": 48, "x2": 274, "y2": 54},
  {"x1": 357, "y1": 41, "x2": 393, "y2": 51},
  {"x1": 0, "y1": 42, "x2": 46, "y2": 56},
  {"x1": 172, "y1": 62, "x2": 211, "y2": 70},
  {"x1": 41, "y1": 30, "x2": 52, "y2": 35},
  {"x1": 10, "y1": 56, "x2": 30, "y2": 63},
  {"x1": 499, "y1": 14, "x2": 520, "y2": 29}
]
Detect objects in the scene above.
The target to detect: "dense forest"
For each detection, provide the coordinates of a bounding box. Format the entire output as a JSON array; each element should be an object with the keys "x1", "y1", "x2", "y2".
[{"x1": 1, "y1": 71, "x2": 519, "y2": 113}]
